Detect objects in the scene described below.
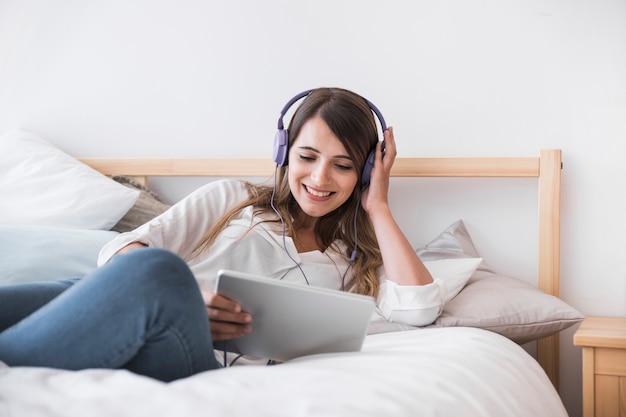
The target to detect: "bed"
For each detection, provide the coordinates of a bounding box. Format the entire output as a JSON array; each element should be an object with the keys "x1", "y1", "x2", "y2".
[{"x1": 0, "y1": 130, "x2": 582, "y2": 417}]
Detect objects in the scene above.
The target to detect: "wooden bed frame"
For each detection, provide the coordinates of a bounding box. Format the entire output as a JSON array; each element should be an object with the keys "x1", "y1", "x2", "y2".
[{"x1": 79, "y1": 149, "x2": 563, "y2": 389}]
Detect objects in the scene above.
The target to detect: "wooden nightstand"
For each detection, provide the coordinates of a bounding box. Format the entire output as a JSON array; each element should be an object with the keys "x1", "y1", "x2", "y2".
[{"x1": 573, "y1": 316, "x2": 626, "y2": 417}]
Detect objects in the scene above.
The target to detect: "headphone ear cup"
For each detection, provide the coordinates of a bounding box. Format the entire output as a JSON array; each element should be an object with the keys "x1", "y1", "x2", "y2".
[
  {"x1": 360, "y1": 149, "x2": 376, "y2": 188},
  {"x1": 273, "y1": 129, "x2": 289, "y2": 166},
  {"x1": 361, "y1": 141, "x2": 385, "y2": 188}
]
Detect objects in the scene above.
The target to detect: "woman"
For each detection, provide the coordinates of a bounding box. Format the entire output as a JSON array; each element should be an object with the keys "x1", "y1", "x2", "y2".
[{"x1": 0, "y1": 88, "x2": 445, "y2": 382}]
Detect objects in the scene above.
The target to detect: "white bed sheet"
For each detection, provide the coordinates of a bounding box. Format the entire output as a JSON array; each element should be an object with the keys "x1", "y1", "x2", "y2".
[{"x1": 0, "y1": 327, "x2": 567, "y2": 417}]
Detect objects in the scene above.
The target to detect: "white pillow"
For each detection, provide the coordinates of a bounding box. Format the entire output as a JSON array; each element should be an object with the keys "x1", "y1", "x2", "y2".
[
  {"x1": 424, "y1": 257, "x2": 483, "y2": 304},
  {"x1": 381, "y1": 258, "x2": 482, "y2": 326},
  {"x1": 0, "y1": 129, "x2": 140, "y2": 230},
  {"x1": 0, "y1": 225, "x2": 119, "y2": 285}
]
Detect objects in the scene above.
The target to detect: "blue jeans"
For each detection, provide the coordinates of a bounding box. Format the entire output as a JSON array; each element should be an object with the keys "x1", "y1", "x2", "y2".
[{"x1": 0, "y1": 248, "x2": 220, "y2": 382}]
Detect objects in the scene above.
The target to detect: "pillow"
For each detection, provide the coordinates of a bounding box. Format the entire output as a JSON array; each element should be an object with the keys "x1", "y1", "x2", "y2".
[
  {"x1": 0, "y1": 129, "x2": 140, "y2": 230},
  {"x1": 417, "y1": 219, "x2": 493, "y2": 272},
  {"x1": 369, "y1": 257, "x2": 481, "y2": 334},
  {"x1": 110, "y1": 176, "x2": 171, "y2": 232},
  {"x1": 423, "y1": 258, "x2": 482, "y2": 304},
  {"x1": 0, "y1": 225, "x2": 119, "y2": 286},
  {"x1": 419, "y1": 220, "x2": 583, "y2": 343},
  {"x1": 431, "y1": 270, "x2": 584, "y2": 344}
]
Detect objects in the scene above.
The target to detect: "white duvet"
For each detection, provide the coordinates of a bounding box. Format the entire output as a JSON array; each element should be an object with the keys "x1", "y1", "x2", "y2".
[{"x1": 0, "y1": 327, "x2": 567, "y2": 417}]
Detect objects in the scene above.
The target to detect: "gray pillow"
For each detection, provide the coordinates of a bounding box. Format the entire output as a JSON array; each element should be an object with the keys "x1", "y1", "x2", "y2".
[
  {"x1": 110, "y1": 176, "x2": 171, "y2": 233},
  {"x1": 431, "y1": 269, "x2": 584, "y2": 344}
]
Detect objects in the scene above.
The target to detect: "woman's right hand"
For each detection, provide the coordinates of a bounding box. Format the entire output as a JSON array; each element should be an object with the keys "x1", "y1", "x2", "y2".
[{"x1": 201, "y1": 290, "x2": 252, "y2": 341}]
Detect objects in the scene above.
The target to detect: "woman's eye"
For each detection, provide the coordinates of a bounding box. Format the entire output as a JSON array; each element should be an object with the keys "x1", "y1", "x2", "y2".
[
  {"x1": 298, "y1": 155, "x2": 315, "y2": 162},
  {"x1": 336, "y1": 164, "x2": 353, "y2": 171}
]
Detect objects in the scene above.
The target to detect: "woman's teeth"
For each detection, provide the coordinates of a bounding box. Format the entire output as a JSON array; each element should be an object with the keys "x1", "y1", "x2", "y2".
[{"x1": 305, "y1": 186, "x2": 331, "y2": 197}]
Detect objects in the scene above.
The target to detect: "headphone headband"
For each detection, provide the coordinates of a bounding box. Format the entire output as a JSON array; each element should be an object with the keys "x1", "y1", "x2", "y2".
[{"x1": 276, "y1": 89, "x2": 387, "y2": 132}]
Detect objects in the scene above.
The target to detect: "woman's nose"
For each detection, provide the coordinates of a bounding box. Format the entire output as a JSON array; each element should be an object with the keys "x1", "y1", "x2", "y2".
[{"x1": 311, "y1": 162, "x2": 330, "y2": 184}]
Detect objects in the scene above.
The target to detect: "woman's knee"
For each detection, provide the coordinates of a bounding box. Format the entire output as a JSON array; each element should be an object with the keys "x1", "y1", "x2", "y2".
[{"x1": 106, "y1": 248, "x2": 199, "y2": 295}]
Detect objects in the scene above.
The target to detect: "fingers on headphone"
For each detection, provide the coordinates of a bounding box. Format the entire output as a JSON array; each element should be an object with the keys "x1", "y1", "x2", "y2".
[
  {"x1": 383, "y1": 128, "x2": 396, "y2": 158},
  {"x1": 383, "y1": 126, "x2": 394, "y2": 143}
]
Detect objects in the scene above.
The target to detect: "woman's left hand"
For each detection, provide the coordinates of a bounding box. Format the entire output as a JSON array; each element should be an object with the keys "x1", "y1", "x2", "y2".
[{"x1": 361, "y1": 126, "x2": 397, "y2": 213}]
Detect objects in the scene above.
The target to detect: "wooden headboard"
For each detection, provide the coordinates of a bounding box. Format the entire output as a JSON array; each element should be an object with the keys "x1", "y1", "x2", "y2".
[{"x1": 79, "y1": 149, "x2": 563, "y2": 388}]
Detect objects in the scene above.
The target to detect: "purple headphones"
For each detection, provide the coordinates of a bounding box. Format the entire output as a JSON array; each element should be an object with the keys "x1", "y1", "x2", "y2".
[{"x1": 272, "y1": 89, "x2": 387, "y2": 188}]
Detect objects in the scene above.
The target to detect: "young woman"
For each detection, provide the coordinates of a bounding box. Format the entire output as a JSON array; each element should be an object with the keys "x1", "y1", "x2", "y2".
[{"x1": 0, "y1": 88, "x2": 445, "y2": 382}]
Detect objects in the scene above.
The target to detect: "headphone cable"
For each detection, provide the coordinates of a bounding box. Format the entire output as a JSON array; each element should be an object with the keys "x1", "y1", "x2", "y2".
[
  {"x1": 341, "y1": 198, "x2": 360, "y2": 290},
  {"x1": 270, "y1": 165, "x2": 310, "y2": 285},
  {"x1": 270, "y1": 166, "x2": 361, "y2": 290}
]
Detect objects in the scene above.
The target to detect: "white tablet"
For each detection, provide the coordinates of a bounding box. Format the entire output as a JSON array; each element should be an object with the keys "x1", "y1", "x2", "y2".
[{"x1": 214, "y1": 269, "x2": 376, "y2": 361}]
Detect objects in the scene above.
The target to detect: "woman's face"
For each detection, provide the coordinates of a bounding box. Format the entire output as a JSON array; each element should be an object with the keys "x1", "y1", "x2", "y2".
[{"x1": 288, "y1": 116, "x2": 359, "y2": 219}]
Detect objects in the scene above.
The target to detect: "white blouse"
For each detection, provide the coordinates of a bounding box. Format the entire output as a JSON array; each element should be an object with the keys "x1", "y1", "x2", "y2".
[{"x1": 98, "y1": 179, "x2": 445, "y2": 327}]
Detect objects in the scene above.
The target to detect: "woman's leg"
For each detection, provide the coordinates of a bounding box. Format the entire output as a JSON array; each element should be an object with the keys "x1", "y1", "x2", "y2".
[
  {"x1": 0, "y1": 248, "x2": 219, "y2": 382},
  {"x1": 0, "y1": 279, "x2": 79, "y2": 332}
]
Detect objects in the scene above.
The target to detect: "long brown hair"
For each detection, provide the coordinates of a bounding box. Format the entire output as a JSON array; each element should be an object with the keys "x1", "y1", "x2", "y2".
[{"x1": 191, "y1": 88, "x2": 384, "y2": 297}]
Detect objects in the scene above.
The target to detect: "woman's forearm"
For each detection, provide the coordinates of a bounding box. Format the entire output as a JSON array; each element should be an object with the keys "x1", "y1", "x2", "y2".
[
  {"x1": 369, "y1": 206, "x2": 433, "y2": 286},
  {"x1": 117, "y1": 242, "x2": 148, "y2": 255}
]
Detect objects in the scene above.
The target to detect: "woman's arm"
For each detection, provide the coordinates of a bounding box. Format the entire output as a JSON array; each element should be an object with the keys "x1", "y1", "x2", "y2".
[
  {"x1": 98, "y1": 179, "x2": 250, "y2": 266},
  {"x1": 117, "y1": 242, "x2": 148, "y2": 254},
  {"x1": 361, "y1": 127, "x2": 433, "y2": 286}
]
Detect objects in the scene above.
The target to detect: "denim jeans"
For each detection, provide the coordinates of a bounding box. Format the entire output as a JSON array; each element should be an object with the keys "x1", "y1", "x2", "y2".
[{"x1": 0, "y1": 248, "x2": 220, "y2": 382}]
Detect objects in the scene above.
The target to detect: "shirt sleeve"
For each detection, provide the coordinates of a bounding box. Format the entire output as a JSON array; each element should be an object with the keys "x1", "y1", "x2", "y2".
[
  {"x1": 97, "y1": 179, "x2": 250, "y2": 266},
  {"x1": 376, "y1": 276, "x2": 446, "y2": 327}
]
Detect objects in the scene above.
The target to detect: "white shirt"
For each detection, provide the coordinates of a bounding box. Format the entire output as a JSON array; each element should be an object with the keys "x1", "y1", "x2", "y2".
[{"x1": 98, "y1": 179, "x2": 445, "y2": 327}]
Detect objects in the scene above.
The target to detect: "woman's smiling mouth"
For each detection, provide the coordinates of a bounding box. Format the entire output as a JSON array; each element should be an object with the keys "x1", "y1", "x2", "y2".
[{"x1": 304, "y1": 185, "x2": 333, "y2": 198}]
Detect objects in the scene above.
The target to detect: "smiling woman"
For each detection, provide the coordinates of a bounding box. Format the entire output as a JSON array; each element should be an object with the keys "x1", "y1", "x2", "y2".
[{"x1": 0, "y1": 87, "x2": 445, "y2": 381}]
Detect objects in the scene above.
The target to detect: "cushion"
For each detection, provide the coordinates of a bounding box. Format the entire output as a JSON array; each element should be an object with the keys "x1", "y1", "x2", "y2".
[
  {"x1": 416, "y1": 220, "x2": 492, "y2": 272},
  {"x1": 381, "y1": 257, "x2": 481, "y2": 326},
  {"x1": 420, "y1": 220, "x2": 584, "y2": 343},
  {"x1": 110, "y1": 176, "x2": 171, "y2": 232},
  {"x1": 0, "y1": 129, "x2": 140, "y2": 230},
  {"x1": 0, "y1": 225, "x2": 119, "y2": 286},
  {"x1": 423, "y1": 257, "x2": 482, "y2": 305},
  {"x1": 433, "y1": 270, "x2": 584, "y2": 344}
]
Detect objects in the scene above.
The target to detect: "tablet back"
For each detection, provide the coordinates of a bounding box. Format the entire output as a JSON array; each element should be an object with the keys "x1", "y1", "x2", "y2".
[{"x1": 214, "y1": 269, "x2": 375, "y2": 361}]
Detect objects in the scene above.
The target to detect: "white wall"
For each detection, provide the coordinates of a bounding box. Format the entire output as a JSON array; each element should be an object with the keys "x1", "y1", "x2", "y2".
[{"x1": 2, "y1": 1, "x2": 625, "y2": 415}]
